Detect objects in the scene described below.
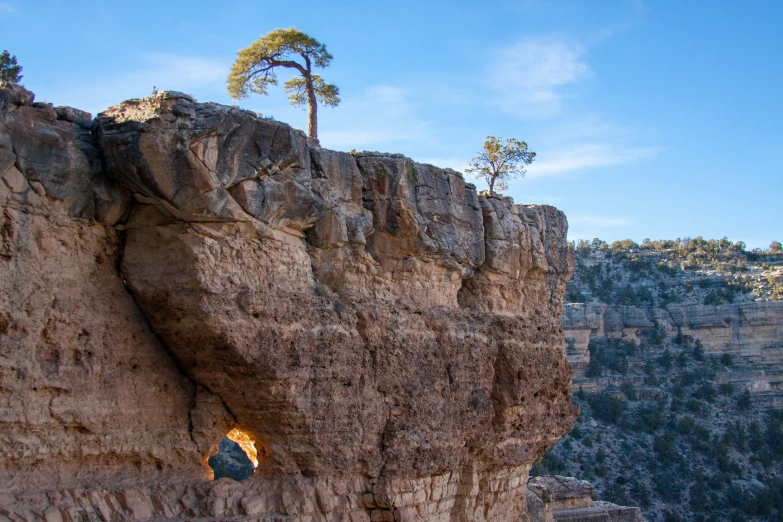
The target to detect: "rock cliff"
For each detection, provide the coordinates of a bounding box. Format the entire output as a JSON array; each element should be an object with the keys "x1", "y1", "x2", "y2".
[
  {"x1": 563, "y1": 293, "x2": 783, "y2": 405},
  {"x1": 0, "y1": 86, "x2": 578, "y2": 521}
]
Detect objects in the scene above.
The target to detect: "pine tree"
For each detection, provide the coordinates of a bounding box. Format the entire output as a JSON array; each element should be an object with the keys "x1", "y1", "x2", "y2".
[
  {"x1": 0, "y1": 51, "x2": 23, "y2": 85},
  {"x1": 465, "y1": 136, "x2": 536, "y2": 195},
  {"x1": 227, "y1": 28, "x2": 339, "y2": 141}
]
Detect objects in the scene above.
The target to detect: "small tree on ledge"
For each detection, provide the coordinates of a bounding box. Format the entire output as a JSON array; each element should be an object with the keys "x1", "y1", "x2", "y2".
[
  {"x1": 466, "y1": 136, "x2": 536, "y2": 196},
  {"x1": 0, "y1": 50, "x2": 23, "y2": 85}
]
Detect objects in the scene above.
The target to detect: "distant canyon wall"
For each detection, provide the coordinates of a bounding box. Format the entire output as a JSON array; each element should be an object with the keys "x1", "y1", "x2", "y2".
[
  {"x1": 563, "y1": 302, "x2": 783, "y2": 402},
  {"x1": 0, "y1": 85, "x2": 577, "y2": 522}
]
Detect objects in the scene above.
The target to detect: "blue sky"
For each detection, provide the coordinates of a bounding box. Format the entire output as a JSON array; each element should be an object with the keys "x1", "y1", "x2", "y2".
[{"x1": 4, "y1": 0, "x2": 781, "y2": 247}]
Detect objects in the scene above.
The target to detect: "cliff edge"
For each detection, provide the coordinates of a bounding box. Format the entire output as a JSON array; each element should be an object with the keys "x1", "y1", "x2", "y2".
[{"x1": 0, "y1": 86, "x2": 578, "y2": 521}]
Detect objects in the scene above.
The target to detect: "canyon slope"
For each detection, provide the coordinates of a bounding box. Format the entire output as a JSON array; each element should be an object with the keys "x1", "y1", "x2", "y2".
[
  {"x1": 543, "y1": 240, "x2": 783, "y2": 522},
  {"x1": 0, "y1": 85, "x2": 580, "y2": 522}
]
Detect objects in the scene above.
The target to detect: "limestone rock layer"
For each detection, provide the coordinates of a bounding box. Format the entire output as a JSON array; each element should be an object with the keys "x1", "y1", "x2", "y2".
[{"x1": 0, "y1": 87, "x2": 577, "y2": 521}]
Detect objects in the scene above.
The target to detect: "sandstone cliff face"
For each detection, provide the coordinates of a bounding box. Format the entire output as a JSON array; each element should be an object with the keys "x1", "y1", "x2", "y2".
[
  {"x1": 0, "y1": 86, "x2": 203, "y2": 497},
  {"x1": 0, "y1": 87, "x2": 577, "y2": 522}
]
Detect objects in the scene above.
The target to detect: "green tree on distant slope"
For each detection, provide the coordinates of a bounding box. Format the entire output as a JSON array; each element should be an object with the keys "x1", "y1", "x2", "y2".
[
  {"x1": 0, "y1": 51, "x2": 23, "y2": 84},
  {"x1": 466, "y1": 136, "x2": 536, "y2": 196},
  {"x1": 227, "y1": 28, "x2": 339, "y2": 141}
]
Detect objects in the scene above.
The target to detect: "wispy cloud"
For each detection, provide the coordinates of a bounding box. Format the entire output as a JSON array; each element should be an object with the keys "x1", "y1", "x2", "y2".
[
  {"x1": 416, "y1": 157, "x2": 470, "y2": 173},
  {"x1": 528, "y1": 143, "x2": 662, "y2": 177},
  {"x1": 569, "y1": 215, "x2": 635, "y2": 227},
  {"x1": 41, "y1": 53, "x2": 229, "y2": 115},
  {"x1": 513, "y1": 193, "x2": 565, "y2": 205},
  {"x1": 482, "y1": 29, "x2": 660, "y2": 178},
  {"x1": 567, "y1": 214, "x2": 636, "y2": 242},
  {"x1": 319, "y1": 86, "x2": 432, "y2": 151},
  {"x1": 488, "y1": 37, "x2": 591, "y2": 117},
  {"x1": 0, "y1": 2, "x2": 17, "y2": 13}
]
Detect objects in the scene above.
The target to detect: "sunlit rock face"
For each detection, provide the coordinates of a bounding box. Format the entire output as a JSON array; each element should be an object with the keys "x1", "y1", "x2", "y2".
[
  {"x1": 0, "y1": 88, "x2": 577, "y2": 521},
  {"x1": 0, "y1": 86, "x2": 204, "y2": 494}
]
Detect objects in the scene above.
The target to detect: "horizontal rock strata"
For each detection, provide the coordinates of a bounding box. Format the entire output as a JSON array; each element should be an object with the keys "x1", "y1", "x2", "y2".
[
  {"x1": 563, "y1": 302, "x2": 783, "y2": 402},
  {"x1": 0, "y1": 86, "x2": 577, "y2": 521},
  {"x1": 526, "y1": 476, "x2": 644, "y2": 522}
]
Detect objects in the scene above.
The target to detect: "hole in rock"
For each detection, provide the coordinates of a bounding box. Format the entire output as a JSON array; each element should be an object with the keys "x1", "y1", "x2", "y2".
[{"x1": 208, "y1": 428, "x2": 259, "y2": 481}]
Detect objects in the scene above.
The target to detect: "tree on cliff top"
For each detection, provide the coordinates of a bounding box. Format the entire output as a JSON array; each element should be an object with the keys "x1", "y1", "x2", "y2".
[
  {"x1": 227, "y1": 28, "x2": 340, "y2": 141},
  {"x1": 466, "y1": 136, "x2": 536, "y2": 196},
  {"x1": 0, "y1": 51, "x2": 23, "y2": 85}
]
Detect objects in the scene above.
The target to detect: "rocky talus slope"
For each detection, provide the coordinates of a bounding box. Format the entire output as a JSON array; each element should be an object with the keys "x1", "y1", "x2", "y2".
[
  {"x1": 539, "y1": 244, "x2": 783, "y2": 521},
  {"x1": 0, "y1": 84, "x2": 584, "y2": 521}
]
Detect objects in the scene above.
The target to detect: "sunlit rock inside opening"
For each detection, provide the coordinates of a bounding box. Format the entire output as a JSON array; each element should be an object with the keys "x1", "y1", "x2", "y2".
[{"x1": 207, "y1": 428, "x2": 258, "y2": 481}]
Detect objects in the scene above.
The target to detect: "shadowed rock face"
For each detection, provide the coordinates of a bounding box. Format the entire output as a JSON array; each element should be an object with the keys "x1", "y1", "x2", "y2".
[{"x1": 0, "y1": 87, "x2": 577, "y2": 522}]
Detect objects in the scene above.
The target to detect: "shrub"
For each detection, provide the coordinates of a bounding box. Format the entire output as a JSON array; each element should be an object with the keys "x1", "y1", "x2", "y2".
[
  {"x1": 658, "y1": 349, "x2": 674, "y2": 370},
  {"x1": 595, "y1": 447, "x2": 607, "y2": 464},
  {"x1": 704, "y1": 288, "x2": 735, "y2": 305},
  {"x1": 723, "y1": 421, "x2": 747, "y2": 452},
  {"x1": 634, "y1": 403, "x2": 665, "y2": 433},
  {"x1": 686, "y1": 398, "x2": 706, "y2": 415},
  {"x1": 654, "y1": 471, "x2": 682, "y2": 502},
  {"x1": 689, "y1": 480, "x2": 709, "y2": 512},
  {"x1": 0, "y1": 50, "x2": 23, "y2": 84},
  {"x1": 693, "y1": 339, "x2": 705, "y2": 360},
  {"x1": 677, "y1": 415, "x2": 697, "y2": 435},
  {"x1": 737, "y1": 389, "x2": 752, "y2": 410},
  {"x1": 766, "y1": 412, "x2": 783, "y2": 458},
  {"x1": 565, "y1": 287, "x2": 586, "y2": 303},
  {"x1": 645, "y1": 362, "x2": 660, "y2": 385},
  {"x1": 602, "y1": 480, "x2": 628, "y2": 505},
  {"x1": 694, "y1": 383, "x2": 717, "y2": 402},
  {"x1": 532, "y1": 452, "x2": 566, "y2": 475},
  {"x1": 676, "y1": 331, "x2": 694, "y2": 348},
  {"x1": 588, "y1": 394, "x2": 627, "y2": 424},
  {"x1": 663, "y1": 510, "x2": 684, "y2": 522},
  {"x1": 586, "y1": 353, "x2": 603, "y2": 378},
  {"x1": 653, "y1": 433, "x2": 678, "y2": 464},
  {"x1": 630, "y1": 480, "x2": 651, "y2": 508},
  {"x1": 620, "y1": 381, "x2": 637, "y2": 401}
]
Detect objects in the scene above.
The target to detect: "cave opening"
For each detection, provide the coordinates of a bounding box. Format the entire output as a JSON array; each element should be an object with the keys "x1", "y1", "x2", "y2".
[{"x1": 208, "y1": 428, "x2": 258, "y2": 481}]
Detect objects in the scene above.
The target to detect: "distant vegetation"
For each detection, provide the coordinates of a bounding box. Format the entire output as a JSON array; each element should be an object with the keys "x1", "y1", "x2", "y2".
[
  {"x1": 565, "y1": 237, "x2": 783, "y2": 306},
  {"x1": 535, "y1": 333, "x2": 783, "y2": 522},
  {"x1": 535, "y1": 236, "x2": 783, "y2": 521}
]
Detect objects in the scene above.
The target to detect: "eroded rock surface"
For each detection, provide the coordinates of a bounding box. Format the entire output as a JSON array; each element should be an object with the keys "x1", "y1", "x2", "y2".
[
  {"x1": 526, "y1": 476, "x2": 644, "y2": 522},
  {"x1": 1, "y1": 87, "x2": 578, "y2": 521},
  {"x1": 0, "y1": 86, "x2": 204, "y2": 498}
]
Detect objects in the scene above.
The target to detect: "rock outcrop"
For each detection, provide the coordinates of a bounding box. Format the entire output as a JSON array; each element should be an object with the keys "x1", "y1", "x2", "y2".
[
  {"x1": 526, "y1": 476, "x2": 644, "y2": 522},
  {"x1": 0, "y1": 85, "x2": 202, "y2": 498},
  {"x1": 1, "y1": 86, "x2": 577, "y2": 521}
]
